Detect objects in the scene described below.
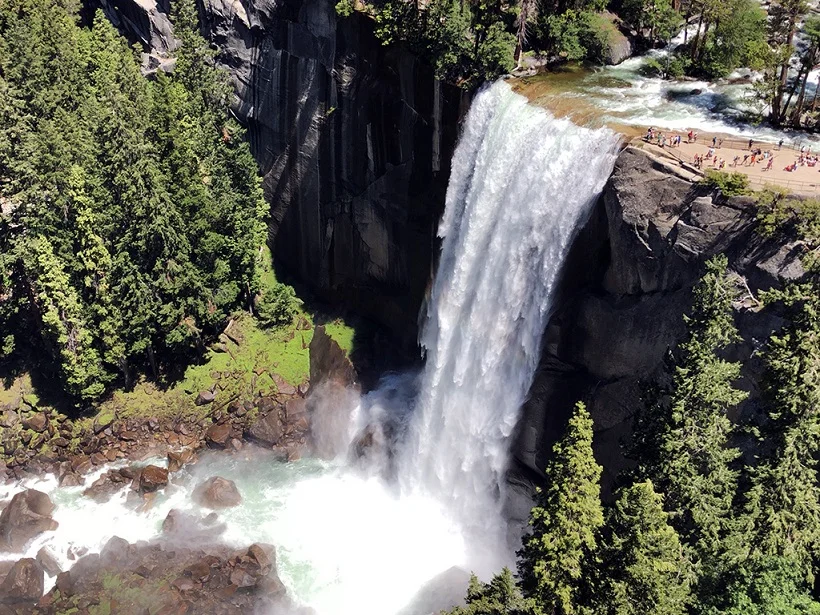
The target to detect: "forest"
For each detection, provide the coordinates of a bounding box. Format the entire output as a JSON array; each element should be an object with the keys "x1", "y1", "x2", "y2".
[{"x1": 0, "y1": 0, "x2": 298, "y2": 404}]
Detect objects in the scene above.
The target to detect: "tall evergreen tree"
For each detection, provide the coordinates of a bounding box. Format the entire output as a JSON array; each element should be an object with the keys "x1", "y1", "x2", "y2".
[
  {"x1": 745, "y1": 285, "x2": 820, "y2": 579},
  {"x1": 636, "y1": 255, "x2": 746, "y2": 564},
  {"x1": 590, "y1": 481, "x2": 693, "y2": 615},
  {"x1": 518, "y1": 401, "x2": 603, "y2": 615}
]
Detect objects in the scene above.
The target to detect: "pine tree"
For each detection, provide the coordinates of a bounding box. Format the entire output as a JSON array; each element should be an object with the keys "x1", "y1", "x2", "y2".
[
  {"x1": 590, "y1": 481, "x2": 693, "y2": 615},
  {"x1": 444, "y1": 569, "x2": 535, "y2": 615},
  {"x1": 637, "y1": 255, "x2": 746, "y2": 562},
  {"x1": 745, "y1": 285, "x2": 820, "y2": 579},
  {"x1": 518, "y1": 401, "x2": 603, "y2": 615}
]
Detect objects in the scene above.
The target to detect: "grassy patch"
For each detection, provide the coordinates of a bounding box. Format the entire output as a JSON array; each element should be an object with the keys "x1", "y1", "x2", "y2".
[{"x1": 323, "y1": 319, "x2": 356, "y2": 355}]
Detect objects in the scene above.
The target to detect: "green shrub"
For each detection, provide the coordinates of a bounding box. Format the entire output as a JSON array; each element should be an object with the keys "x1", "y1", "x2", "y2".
[
  {"x1": 255, "y1": 283, "x2": 301, "y2": 328},
  {"x1": 701, "y1": 170, "x2": 751, "y2": 196}
]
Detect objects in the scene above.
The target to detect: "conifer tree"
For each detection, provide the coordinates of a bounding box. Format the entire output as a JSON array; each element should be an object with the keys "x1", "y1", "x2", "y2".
[
  {"x1": 745, "y1": 285, "x2": 820, "y2": 578},
  {"x1": 517, "y1": 401, "x2": 603, "y2": 615},
  {"x1": 636, "y1": 255, "x2": 746, "y2": 562},
  {"x1": 445, "y1": 569, "x2": 535, "y2": 615},
  {"x1": 591, "y1": 481, "x2": 693, "y2": 615}
]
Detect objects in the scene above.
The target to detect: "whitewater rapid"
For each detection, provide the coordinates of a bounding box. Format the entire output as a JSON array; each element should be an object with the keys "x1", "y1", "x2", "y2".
[{"x1": 0, "y1": 81, "x2": 619, "y2": 614}]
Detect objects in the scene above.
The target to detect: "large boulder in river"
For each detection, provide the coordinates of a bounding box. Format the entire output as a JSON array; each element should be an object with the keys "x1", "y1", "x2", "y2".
[
  {"x1": 138, "y1": 465, "x2": 168, "y2": 494},
  {"x1": 193, "y1": 477, "x2": 242, "y2": 509},
  {"x1": 599, "y1": 12, "x2": 633, "y2": 65},
  {"x1": 0, "y1": 490, "x2": 57, "y2": 552},
  {"x1": 0, "y1": 558, "x2": 43, "y2": 604}
]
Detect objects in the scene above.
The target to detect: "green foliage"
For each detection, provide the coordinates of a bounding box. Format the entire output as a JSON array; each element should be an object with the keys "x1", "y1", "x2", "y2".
[
  {"x1": 335, "y1": 0, "x2": 356, "y2": 17},
  {"x1": 744, "y1": 286, "x2": 820, "y2": 578},
  {"x1": 620, "y1": 0, "x2": 680, "y2": 44},
  {"x1": 371, "y1": 0, "x2": 514, "y2": 87},
  {"x1": 518, "y1": 401, "x2": 603, "y2": 615},
  {"x1": 700, "y1": 170, "x2": 752, "y2": 196},
  {"x1": 443, "y1": 569, "x2": 535, "y2": 615},
  {"x1": 692, "y1": 0, "x2": 769, "y2": 78},
  {"x1": 591, "y1": 481, "x2": 693, "y2": 615},
  {"x1": 256, "y1": 283, "x2": 300, "y2": 328},
  {"x1": 0, "y1": 0, "x2": 267, "y2": 402},
  {"x1": 712, "y1": 555, "x2": 820, "y2": 615}
]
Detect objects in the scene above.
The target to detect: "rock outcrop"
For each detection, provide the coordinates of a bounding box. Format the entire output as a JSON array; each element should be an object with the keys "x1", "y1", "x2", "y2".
[
  {"x1": 0, "y1": 490, "x2": 58, "y2": 552},
  {"x1": 0, "y1": 558, "x2": 43, "y2": 605},
  {"x1": 512, "y1": 146, "x2": 804, "y2": 493}
]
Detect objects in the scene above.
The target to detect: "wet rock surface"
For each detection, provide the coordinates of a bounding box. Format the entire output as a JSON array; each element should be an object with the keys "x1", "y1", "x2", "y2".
[
  {"x1": 0, "y1": 490, "x2": 57, "y2": 552},
  {"x1": 24, "y1": 536, "x2": 299, "y2": 614},
  {"x1": 193, "y1": 477, "x2": 242, "y2": 509}
]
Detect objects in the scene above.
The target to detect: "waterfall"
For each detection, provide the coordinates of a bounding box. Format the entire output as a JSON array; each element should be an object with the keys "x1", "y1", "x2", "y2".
[{"x1": 397, "y1": 80, "x2": 620, "y2": 549}]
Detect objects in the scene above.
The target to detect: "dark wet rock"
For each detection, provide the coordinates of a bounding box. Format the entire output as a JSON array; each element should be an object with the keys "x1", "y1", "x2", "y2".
[
  {"x1": 246, "y1": 411, "x2": 283, "y2": 448},
  {"x1": 193, "y1": 477, "x2": 242, "y2": 509},
  {"x1": 138, "y1": 465, "x2": 168, "y2": 494},
  {"x1": 205, "y1": 423, "x2": 232, "y2": 448},
  {"x1": 0, "y1": 559, "x2": 43, "y2": 604},
  {"x1": 0, "y1": 490, "x2": 58, "y2": 552}
]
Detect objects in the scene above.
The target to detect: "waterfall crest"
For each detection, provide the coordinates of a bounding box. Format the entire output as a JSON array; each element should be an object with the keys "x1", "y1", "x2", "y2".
[{"x1": 397, "y1": 80, "x2": 620, "y2": 550}]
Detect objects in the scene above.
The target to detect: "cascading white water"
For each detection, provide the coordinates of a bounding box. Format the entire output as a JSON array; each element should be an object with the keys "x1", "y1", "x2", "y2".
[{"x1": 398, "y1": 80, "x2": 619, "y2": 551}]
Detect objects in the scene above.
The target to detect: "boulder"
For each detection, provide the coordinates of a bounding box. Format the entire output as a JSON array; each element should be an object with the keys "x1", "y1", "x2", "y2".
[
  {"x1": 195, "y1": 390, "x2": 216, "y2": 406},
  {"x1": 0, "y1": 559, "x2": 43, "y2": 604},
  {"x1": 0, "y1": 411, "x2": 18, "y2": 429},
  {"x1": 167, "y1": 449, "x2": 196, "y2": 472},
  {"x1": 35, "y1": 548, "x2": 61, "y2": 577},
  {"x1": 138, "y1": 465, "x2": 168, "y2": 494},
  {"x1": 205, "y1": 423, "x2": 232, "y2": 448},
  {"x1": 193, "y1": 477, "x2": 242, "y2": 509},
  {"x1": 246, "y1": 411, "x2": 283, "y2": 447},
  {"x1": 100, "y1": 536, "x2": 131, "y2": 568},
  {"x1": 22, "y1": 412, "x2": 47, "y2": 433},
  {"x1": 599, "y1": 12, "x2": 633, "y2": 65},
  {"x1": 0, "y1": 490, "x2": 58, "y2": 551}
]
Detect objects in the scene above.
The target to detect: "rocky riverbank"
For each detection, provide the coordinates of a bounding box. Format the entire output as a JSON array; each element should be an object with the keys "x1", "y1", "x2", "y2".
[{"x1": 0, "y1": 325, "x2": 358, "y2": 610}]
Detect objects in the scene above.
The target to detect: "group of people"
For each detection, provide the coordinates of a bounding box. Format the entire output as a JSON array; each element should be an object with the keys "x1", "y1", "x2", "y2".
[
  {"x1": 644, "y1": 127, "x2": 684, "y2": 148},
  {"x1": 644, "y1": 126, "x2": 820, "y2": 180},
  {"x1": 784, "y1": 150, "x2": 819, "y2": 172}
]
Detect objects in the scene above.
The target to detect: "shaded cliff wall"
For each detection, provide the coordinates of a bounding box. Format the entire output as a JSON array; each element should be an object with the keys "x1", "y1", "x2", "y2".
[
  {"x1": 201, "y1": 0, "x2": 465, "y2": 347},
  {"x1": 512, "y1": 146, "x2": 804, "y2": 493}
]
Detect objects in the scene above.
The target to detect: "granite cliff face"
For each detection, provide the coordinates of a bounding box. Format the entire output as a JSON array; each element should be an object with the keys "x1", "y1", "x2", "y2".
[
  {"x1": 512, "y1": 146, "x2": 804, "y2": 491},
  {"x1": 200, "y1": 0, "x2": 465, "y2": 346}
]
